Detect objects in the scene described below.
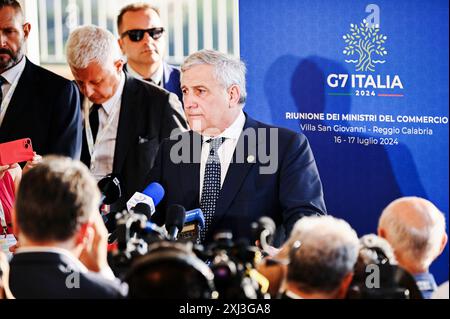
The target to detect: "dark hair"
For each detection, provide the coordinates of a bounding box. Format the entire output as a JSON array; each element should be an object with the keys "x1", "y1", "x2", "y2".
[
  {"x1": 15, "y1": 156, "x2": 100, "y2": 242},
  {"x1": 117, "y1": 2, "x2": 160, "y2": 32},
  {"x1": 0, "y1": 0, "x2": 23, "y2": 14}
]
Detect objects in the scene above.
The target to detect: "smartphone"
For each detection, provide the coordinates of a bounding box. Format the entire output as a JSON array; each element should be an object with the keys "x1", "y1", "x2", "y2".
[{"x1": 0, "y1": 138, "x2": 34, "y2": 166}]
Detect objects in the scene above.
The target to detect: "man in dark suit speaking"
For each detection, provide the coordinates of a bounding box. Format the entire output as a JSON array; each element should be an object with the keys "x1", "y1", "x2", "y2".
[
  {"x1": 0, "y1": 0, "x2": 81, "y2": 158},
  {"x1": 147, "y1": 50, "x2": 326, "y2": 246},
  {"x1": 66, "y1": 25, "x2": 187, "y2": 212}
]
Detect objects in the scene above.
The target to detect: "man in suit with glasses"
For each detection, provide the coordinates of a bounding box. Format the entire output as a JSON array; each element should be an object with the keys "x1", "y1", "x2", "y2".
[{"x1": 118, "y1": 3, "x2": 183, "y2": 104}]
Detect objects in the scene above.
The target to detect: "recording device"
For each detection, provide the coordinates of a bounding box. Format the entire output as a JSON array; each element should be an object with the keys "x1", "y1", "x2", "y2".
[
  {"x1": 125, "y1": 241, "x2": 218, "y2": 299},
  {"x1": 178, "y1": 209, "x2": 205, "y2": 242},
  {"x1": 347, "y1": 234, "x2": 423, "y2": 299},
  {"x1": 126, "y1": 182, "x2": 165, "y2": 214},
  {"x1": 205, "y1": 231, "x2": 269, "y2": 299},
  {"x1": 108, "y1": 203, "x2": 274, "y2": 298},
  {"x1": 0, "y1": 138, "x2": 34, "y2": 166},
  {"x1": 165, "y1": 204, "x2": 186, "y2": 240},
  {"x1": 97, "y1": 174, "x2": 122, "y2": 205},
  {"x1": 108, "y1": 202, "x2": 167, "y2": 278}
]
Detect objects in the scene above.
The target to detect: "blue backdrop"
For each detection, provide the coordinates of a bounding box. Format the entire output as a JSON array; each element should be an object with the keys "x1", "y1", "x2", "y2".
[{"x1": 239, "y1": 0, "x2": 449, "y2": 283}]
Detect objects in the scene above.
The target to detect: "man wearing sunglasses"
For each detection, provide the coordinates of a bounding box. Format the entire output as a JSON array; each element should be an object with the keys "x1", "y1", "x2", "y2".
[{"x1": 118, "y1": 3, "x2": 183, "y2": 104}]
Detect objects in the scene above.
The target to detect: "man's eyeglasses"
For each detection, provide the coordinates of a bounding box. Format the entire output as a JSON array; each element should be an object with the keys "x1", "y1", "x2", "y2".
[{"x1": 121, "y1": 27, "x2": 165, "y2": 42}]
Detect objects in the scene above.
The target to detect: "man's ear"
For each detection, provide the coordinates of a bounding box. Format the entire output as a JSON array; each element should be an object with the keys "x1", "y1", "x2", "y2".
[
  {"x1": 336, "y1": 272, "x2": 354, "y2": 299},
  {"x1": 114, "y1": 58, "x2": 125, "y2": 74},
  {"x1": 378, "y1": 227, "x2": 386, "y2": 239},
  {"x1": 118, "y1": 38, "x2": 125, "y2": 54},
  {"x1": 228, "y1": 85, "x2": 241, "y2": 108},
  {"x1": 22, "y1": 23, "x2": 31, "y2": 39},
  {"x1": 437, "y1": 233, "x2": 448, "y2": 256}
]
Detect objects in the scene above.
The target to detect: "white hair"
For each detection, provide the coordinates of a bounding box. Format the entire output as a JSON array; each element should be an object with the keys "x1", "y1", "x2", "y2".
[
  {"x1": 379, "y1": 196, "x2": 447, "y2": 269},
  {"x1": 287, "y1": 215, "x2": 360, "y2": 293},
  {"x1": 66, "y1": 25, "x2": 122, "y2": 69},
  {"x1": 181, "y1": 49, "x2": 247, "y2": 105}
]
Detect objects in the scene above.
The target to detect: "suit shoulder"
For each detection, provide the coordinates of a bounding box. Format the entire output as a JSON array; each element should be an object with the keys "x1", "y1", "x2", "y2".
[
  {"x1": 27, "y1": 62, "x2": 74, "y2": 88},
  {"x1": 129, "y1": 75, "x2": 171, "y2": 97},
  {"x1": 251, "y1": 118, "x2": 306, "y2": 140}
]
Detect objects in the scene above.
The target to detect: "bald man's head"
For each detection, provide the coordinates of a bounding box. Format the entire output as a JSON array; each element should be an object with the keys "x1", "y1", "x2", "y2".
[{"x1": 378, "y1": 197, "x2": 447, "y2": 274}]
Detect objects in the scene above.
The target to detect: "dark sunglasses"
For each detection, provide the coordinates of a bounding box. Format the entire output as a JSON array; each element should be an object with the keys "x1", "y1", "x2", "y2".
[{"x1": 121, "y1": 27, "x2": 165, "y2": 42}]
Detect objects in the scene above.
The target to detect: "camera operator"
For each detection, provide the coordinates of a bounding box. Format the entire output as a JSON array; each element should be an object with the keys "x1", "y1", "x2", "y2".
[
  {"x1": 8, "y1": 156, "x2": 127, "y2": 298},
  {"x1": 347, "y1": 234, "x2": 423, "y2": 299}
]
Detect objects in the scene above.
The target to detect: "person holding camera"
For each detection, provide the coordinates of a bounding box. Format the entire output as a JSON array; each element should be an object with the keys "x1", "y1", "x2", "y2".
[{"x1": 7, "y1": 156, "x2": 127, "y2": 298}]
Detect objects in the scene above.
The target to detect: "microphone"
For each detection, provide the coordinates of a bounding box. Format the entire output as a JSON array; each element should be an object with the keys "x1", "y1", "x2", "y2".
[
  {"x1": 126, "y1": 182, "x2": 165, "y2": 215},
  {"x1": 132, "y1": 202, "x2": 153, "y2": 220},
  {"x1": 97, "y1": 174, "x2": 122, "y2": 205},
  {"x1": 165, "y1": 204, "x2": 186, "y2": 240},
  {"x1": 178, "y1": 209, "x2": 205, "y2": 242}
]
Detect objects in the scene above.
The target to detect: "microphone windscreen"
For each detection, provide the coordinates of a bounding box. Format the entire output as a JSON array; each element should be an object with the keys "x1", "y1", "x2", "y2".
[
  {"x1": 184, "y1": 209, "x2": 205, "y2": 228},
  {"x1": 165, "y1": 204, "x2": 186, "y2": 231},
  {"x1": 97, "y1": 174, "x2": 122, "y2": 204},
  {"x1": 133, "y1": 202, "x2": 152, "y2": 220},
  {"x1": 142, "y1": 182, "x2": 165, "y2": 206}
]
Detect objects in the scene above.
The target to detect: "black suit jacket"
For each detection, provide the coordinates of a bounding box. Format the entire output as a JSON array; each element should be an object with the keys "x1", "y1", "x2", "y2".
[
  {"x1": 8, "y1": 251, "x2": 127, "y2": 299},
  {"x1": 147, "y1": 114, "x2": 326, "y2": 245},
  {"x1": 80, "y1": 73, "x2": 188, "y2": 211},
  {"x1": 0, "y1": 59, "x2": 82, "y2": 158}
]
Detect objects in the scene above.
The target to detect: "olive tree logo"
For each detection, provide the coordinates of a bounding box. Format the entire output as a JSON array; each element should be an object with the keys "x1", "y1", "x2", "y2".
[{"x1": 343, "y1": 19, "x2": 387, "y2": 72}]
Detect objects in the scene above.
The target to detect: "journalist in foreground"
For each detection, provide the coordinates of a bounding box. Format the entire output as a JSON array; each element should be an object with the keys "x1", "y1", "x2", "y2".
[
  {"x1": 146, "y1": 49, "x2": 326, "y2": 246},
  {"x1": 7, "y1": 156, "x2": 127, "y2": 298}
]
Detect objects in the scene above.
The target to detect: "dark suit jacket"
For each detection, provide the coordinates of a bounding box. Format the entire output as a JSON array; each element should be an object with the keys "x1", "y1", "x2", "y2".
[
  {"x1": 0, "y1": 59, "x2": 82, "y2": 159},
  {"x1": 162, "y1": 62, "x2": 183, "y2": 103},
  {"x1": 80, "y1": 73, "x2": 188, "y2": 211},
  {"x1": 147, "y1": 114, "x2": 326, "y2": 245},
  {"x1": 8, "y1": 251, "x2": 127, "y2": 299}
]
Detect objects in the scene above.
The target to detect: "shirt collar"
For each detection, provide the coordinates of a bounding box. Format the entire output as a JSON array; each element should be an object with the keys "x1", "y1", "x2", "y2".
[
  {"x1": 91, "y1": 71, "x2": 125, "y2": 115},
  {"x1": 1, "y1": 56, "x2": 26, "y2": 84},
  {"x1": 202, "y1": 110, "x2": 246, "y2": 144},
  {"x1": 15, "y1": 246, "x2": 89, "y2": 273},
  {"x1": 127, "y1": 62, "x2": 164, "y2": 85}
]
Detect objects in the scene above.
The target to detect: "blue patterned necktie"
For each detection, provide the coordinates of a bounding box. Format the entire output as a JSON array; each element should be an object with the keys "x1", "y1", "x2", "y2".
[{"x1": 199, "y1": 137, "x2": 225, "y2": 243}]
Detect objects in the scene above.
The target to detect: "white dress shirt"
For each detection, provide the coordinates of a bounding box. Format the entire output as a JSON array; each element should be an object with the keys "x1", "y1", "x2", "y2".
[
  {"x1": 0, "y1": 56, "x2": 26, "y2": 126},
  {"x1": 1, "y1": 56, "x2": 26, "y2": 98},
  {"x1": 88, "y1": 72, "x2": 125, "y2": 181},
  {"x1": 199, "y1": 111, "x2": 246, "y2": 200}
]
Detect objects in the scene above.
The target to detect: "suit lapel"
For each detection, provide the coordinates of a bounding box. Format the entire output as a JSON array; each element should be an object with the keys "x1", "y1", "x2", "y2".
[
  {"x1": 213, "y1": 115, "x2": 259, "y2": 226},
  {"x1": 0, "y1": 59, "x2": 34, "y2": 134},
  {"x1": 112, "y1": 74, "x2": 137, "y2": 174}
]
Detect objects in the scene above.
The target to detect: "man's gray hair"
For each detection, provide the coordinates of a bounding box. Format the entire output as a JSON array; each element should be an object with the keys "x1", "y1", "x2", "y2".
[
  {"x1": 66, "y1": 25, "x2": 122, "y2": 69},
  {"x1": 379, "y1": 196, "x2": 446, "y2": 269},
  {"x1": 181, "y1": 49, "x2": 247, "y2": 105},
  {"x1": 287, "y1": 215, "x2": 360, "y2": 294}
]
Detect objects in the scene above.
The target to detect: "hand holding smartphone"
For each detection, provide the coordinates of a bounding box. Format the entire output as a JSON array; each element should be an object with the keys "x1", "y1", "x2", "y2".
[{"x1": 0, "y1": 138, "x2": 35, "y2": 166}]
